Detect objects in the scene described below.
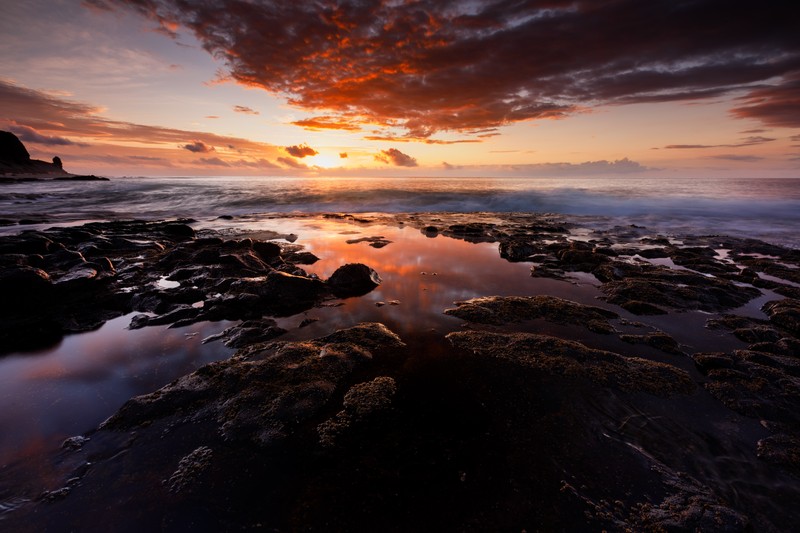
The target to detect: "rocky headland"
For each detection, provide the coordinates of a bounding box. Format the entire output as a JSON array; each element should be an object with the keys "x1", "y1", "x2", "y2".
[
  {"x1": 0, "y1": 130, "x2": 107, "y2": 182},
  {"x1": 1, "y1": 212, "x2": 799, "y2": 531}
]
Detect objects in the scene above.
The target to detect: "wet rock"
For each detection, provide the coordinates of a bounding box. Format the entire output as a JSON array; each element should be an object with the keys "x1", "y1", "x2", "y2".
[
  {"x1": 757, "y1": 428, "x2": 800, "y2": 476},
  {"x1": 202, "y1": 319, "x2": 287, "y2": 348},
  {"x1": 252, "y1": 240, "x2": 282, "y2": 260},
  {"x1": 626, "y1": 464, "x2": 750, "y2": 531},
  {"x1": 637, "y1": 247, "x2": 670, "y2": 259},
  {"x1": 318, "y1": 376, "x2": 397, "y2": 447},
  {"x1": 161, "y1": 223, "x2": 195, "y2": 239},
  {"x1": 102, "y1": 323, "x2": 404, "y2": 444},
  {"x1": 327, "y1": 263, "x2": 382, "y2": 297},
  {"x1": 762, "y1": 299, "x2": 800, "y2": 337},
  {"x1": 600, "y1": 261, "x2": 760, "y2": 313},
  {"x1": 618, "y1": 300, "x2": 668, "y2": 315},
  {"x1": 499, "y1": 240, "x2": 547, "y2": 262},
  {"x1": 693, "y1": 352, "x2": 735, "y2": 373},
  {"x1": 444, "y1": 295, "x2": 618, "y2": 332},
  {"x1": 702, "y1": 350, "x2": 800, "y2": 423},
  {"x1": 260, "y1": 270, "x2": 327, "y2": 312},
  {"x1": 166, "y1": 446, "x2": 213, "y2": 494},
  {"x1": 345, "y1": 236, "x2": 392, "y2": 248},
  {"x1": 422, "y1": 225, "x2": 438, "y2": 237},
  {"x1": 619, "y1": 332, "x2": 683, "y2": 354},
  {"x1": 0, "y1": 266, "x2": 54, "y2": 305},
  {"x1": 447, "y1": 331, "x2": 694, "y2": 396}
]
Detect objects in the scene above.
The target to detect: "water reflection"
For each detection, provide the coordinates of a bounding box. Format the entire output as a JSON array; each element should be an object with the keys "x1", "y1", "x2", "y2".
[{"x1": 0, "y1": 317, "x2": 235, "y2": 466}]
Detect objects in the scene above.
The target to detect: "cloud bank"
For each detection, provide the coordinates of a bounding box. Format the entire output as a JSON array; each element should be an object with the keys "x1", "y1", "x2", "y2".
[{"x1": 90, "y1": 0, "x2": 800, "y2": 136}]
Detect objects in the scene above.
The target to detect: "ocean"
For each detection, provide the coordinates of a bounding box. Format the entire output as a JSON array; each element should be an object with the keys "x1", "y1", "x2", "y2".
[{"x1": 2, "y1": 175, "x2": 799, "y2": 247}]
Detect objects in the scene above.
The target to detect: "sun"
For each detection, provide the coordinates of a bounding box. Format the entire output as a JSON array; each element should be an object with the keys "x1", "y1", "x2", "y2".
[{"x1": 307, "y1": 153, "x2": 342, "y2": 168}]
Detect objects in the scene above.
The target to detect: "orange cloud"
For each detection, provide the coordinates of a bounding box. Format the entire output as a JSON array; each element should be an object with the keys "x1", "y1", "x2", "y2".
[
  {"x1": 0, "y1": 79, "x2": 284, "y2": 173},
  {"x1": 182, "y1": 140, "x2": 214, "y2": 153},
  {"x1": 91, "y1": 0, "x2": 800, "y2": 135},
  {"x1": 285, "y1": 143, "x2": 318, "y2": 158},
  {"x1": 291, "y1": 116, "x2": 362, "y2": 131},
  {"x1": 375, "y1": 148, "x2": 417, "y2": 167}
]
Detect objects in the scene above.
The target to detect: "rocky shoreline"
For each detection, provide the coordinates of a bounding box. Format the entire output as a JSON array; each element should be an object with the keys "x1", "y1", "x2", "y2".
[{"x1": 1, "y1": 212, "x2": 799, "y2": 531}]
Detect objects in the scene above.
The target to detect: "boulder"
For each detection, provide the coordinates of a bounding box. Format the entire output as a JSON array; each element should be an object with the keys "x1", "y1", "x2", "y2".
[{"x1": 327, "y1": 263, "x2": 382, "y2": 297}]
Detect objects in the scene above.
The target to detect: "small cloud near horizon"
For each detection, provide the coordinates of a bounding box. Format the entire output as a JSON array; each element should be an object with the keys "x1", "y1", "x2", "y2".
[
  {"x1": 197, "y1": 156, "x2": 230, "y2": 166},
  {"x1": 709, "y1": 154, "x2": 764, "y2": 162},
  {"x1": 285, "y1": 143, "x2": 318, "y2": 158},
  {"x1": 375, "y1": 148, "x2": 418, "y2": 167},
  {"x1": 233, "y1": 105, "x2": 259, "y2": 115},
  {"x1": 182, "y1": 140, "x2": 214, "y2": 153},
  {"x1": 663, "y1": 136, "x2": 775, "y2": 150},
  {"x1": 339, "y1": 152, "x2": 348, "y2": 158}
]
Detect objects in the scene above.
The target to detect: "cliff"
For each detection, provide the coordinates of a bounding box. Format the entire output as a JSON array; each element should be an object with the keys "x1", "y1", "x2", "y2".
[{"x1": 0, "y1": 130, "x2": 106, "y2": 181}]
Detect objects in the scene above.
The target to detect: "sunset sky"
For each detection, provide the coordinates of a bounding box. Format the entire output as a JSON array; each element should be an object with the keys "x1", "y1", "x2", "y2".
[{"x1": 1, "y1": 0, "x2": 798, "y2": 177}]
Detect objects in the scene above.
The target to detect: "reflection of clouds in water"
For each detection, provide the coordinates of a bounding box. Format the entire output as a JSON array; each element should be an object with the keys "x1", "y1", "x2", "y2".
[{"x1": 0, "y1": 316, "x2": 235, "y2": 463}]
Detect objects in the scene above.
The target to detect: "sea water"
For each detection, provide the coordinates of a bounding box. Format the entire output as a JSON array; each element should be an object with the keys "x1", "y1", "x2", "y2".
[{"x1": 1, "y1": 175, "x2": 799, "y2": 247}]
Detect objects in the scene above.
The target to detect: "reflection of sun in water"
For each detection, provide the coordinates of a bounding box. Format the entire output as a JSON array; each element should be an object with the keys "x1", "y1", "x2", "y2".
[{"x1": 308, "y1": 153, "x2": 341, "y2": 168}]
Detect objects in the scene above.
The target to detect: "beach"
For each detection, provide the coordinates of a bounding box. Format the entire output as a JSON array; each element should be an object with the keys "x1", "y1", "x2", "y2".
[{"x1": 1, "y1": 192, "x2": 799, "y2": 530}]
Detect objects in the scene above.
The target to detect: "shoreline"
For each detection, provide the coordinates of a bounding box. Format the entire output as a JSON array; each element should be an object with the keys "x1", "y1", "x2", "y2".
[{"x1": 1, "y1": 211, "x2": 799, "y2": 530}]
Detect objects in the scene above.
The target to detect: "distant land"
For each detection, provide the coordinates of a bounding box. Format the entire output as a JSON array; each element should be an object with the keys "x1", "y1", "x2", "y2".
[{"x1": 0, "y1": 130, "x2": 107, "y2": 182}]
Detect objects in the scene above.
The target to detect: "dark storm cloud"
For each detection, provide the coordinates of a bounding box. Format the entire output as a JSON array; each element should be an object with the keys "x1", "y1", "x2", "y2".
[
  {"x1": 375, "y1": 148, "x2": 418, "y2": 167},
  {"x1": 89, "y1": 0, "x2": 800, "y2": 135},
  {"x1": 285, "y1": 144, "x2": 318, "y2": 158},
  {"x1": 731, "y1": 72, "x2": 800, "y2": 127}
]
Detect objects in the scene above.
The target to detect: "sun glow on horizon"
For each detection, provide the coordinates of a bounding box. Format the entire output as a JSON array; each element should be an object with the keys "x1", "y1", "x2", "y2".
[{"x1": 307, "y1": 152, "x2": 344, "y2": 169}]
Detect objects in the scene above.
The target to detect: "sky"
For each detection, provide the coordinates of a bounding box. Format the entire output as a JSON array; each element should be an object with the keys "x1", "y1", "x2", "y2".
[{"x1": 0, "y1": 0, "x2": 798, "y2": 177}]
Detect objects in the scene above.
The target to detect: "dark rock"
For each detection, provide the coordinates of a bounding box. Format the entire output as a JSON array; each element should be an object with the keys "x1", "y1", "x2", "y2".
[
  {"x1": 318, "y1": 376, "x2": 397, "y2": 447},
  {"x1": 52, "y1": 156, "x2": 63, "y2": 169},
  {"x1": 499, "y1": 240, "x2": 546, "y2": 262},
  {"x1": 619, "y1": 332, "x2": 683, "y2": 354},
  {"x1": 261, "y1": 270, "x2": 327, "y2": 311},
  {"x1": 693, "y1": 352, "x2": 735, "y2": 373},
  {"x1": 0, "y1": 266, "x2": 54, "y2": 305},
  {"x1": 0, "y1": 130, "x2": 31, "y2": 163},
  {"x1": 444, "y1": 295, "x2": 618, "y2": 332},
  {"x1": 618, "y1": 300, "x2": 668, "y2": 315},
  {"x1": 252, "y1": 240, "x2": 282, "y2": 260},
  {"x1": 446, "y1": 330, "x2": 694, "y2": 396},
  {"x1": 161, "y1": 223, "x2": 195, "y2": 239},
  {"x1": 203, "y1": 319, "x2": 287, "y2": 348},
  {"x1": 346, "y1": 236, "x2": 392, "y2": 248},
  {"x1": 422, "y1": 225, "x2": 438, "y2": 237},
  {"x1": 327, "y1": 263, "x2": 382, "y2": 297},
  {"x1": 637, "y1": 247, "x2": 670, "y2": 259},
  {"x1": 762, "y1": 299, "x2": 800, "y2": 337},
  {"x1": 285, "y1": 251, "x2": 320, "y2": 265},
  {"x1": 600, "y1": 262, "x2": 760, "y2": 313},
  {"x1": 757, "y1": 430, "x2": 800, "y2": 476}
]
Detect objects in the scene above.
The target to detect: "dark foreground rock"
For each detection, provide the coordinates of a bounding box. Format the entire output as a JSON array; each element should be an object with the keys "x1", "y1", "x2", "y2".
[
  {"x1": 12, "y1": 320, "x2": 777, "y2": 532},
  {"x1": 444, "y1": 295, "x2": 619, "y2": 333},
  {"x1": 0, "y1": 220, "x2": 382, "y2": 354}
]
